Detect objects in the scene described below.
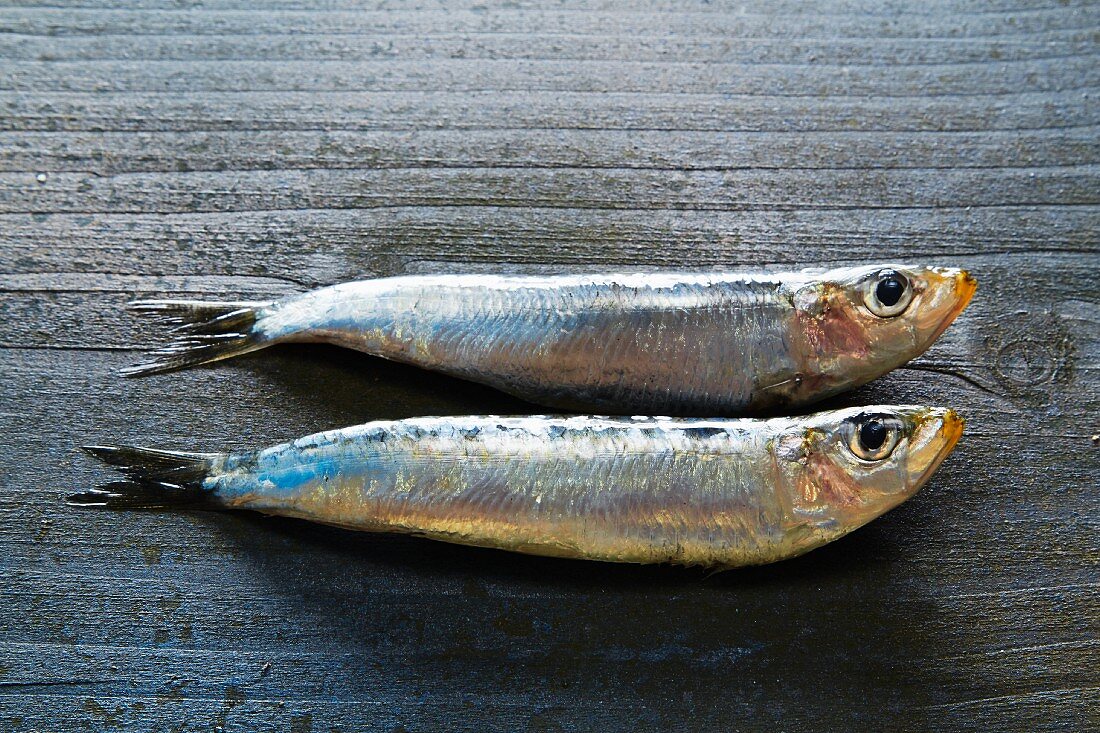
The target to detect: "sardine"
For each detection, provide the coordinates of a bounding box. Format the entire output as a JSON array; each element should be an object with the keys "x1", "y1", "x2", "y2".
[
  {"x1": 124, "y1": 265, "x2": 975, "y2": 415},
  {"x1": 72, "y1": 406, "x2": 964, "y2": 568}
]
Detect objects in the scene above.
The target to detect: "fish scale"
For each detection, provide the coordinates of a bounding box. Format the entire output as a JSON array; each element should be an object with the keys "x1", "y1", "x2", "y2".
[
  {"x1": 123, "y1": 266, "x2": 975, "y2": 416},
  {"x1": 71, "y1": 408, "x2": 965, "y2": 569}
]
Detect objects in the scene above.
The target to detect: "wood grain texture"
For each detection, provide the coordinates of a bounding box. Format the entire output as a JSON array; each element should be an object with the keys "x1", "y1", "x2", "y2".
[{"x1": 0, "y1": 1, "x2": 1097, "y2": 731}]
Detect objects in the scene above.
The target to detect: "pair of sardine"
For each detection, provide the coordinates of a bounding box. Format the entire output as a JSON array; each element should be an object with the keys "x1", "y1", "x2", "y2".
[{"x1": 76, "y1": 265, "x2": 975, "y2": 569}]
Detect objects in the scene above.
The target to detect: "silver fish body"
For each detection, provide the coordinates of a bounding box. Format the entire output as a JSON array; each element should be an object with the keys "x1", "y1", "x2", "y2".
[
  {"x1": 76, "y1": 407, "x2": 964, "y2": 568},
  {"x1": 127, "y1": 266, "x2": 976, "y2": 415}
]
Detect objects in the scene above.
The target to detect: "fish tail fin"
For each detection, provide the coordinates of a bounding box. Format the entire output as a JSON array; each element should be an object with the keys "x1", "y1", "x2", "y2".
[
  {"x1": 122, "y1": 299, "x2": 274, "y2": 377},
  {"x1": 69, "y1": 446, "x2": 223, "y2": 510}
]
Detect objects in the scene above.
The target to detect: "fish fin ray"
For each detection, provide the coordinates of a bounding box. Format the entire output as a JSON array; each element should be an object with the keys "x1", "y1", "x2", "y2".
[
  {"x1": 123, "y1": 300, "x2": 273, "y2": 377},
  {"x1": 71, "y1": 445, "x2": 221, "y2": 510}
]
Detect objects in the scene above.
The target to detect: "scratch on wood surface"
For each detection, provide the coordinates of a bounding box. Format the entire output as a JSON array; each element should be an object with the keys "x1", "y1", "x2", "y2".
[
  {"x1": 944, "y1": 582, "x2": 1100, "y2": 600},
  {"x1": 925, "y1": 686, "x2": 1100, "y2": 711},
  {"x1": 940, "y1": 639, "x2": 1099, "y2": 662}
]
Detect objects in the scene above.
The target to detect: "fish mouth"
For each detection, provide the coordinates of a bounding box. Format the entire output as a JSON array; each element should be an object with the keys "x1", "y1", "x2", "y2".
[
  {"x1": 909, "y1": 408, "x2": 965, "y2": 489},
  {"x1": 922, "y1": 268, "x2": 977, "y2": 344},
  {"x1": 952, "y1": 270, "x2": 978, "y2": 314},
  {"x1": 937, "y1": 408, "x2": 966, "y2": 456}
]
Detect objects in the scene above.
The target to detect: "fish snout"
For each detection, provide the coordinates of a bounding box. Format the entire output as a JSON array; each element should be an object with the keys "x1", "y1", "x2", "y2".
[
  {"x1": 913, "y1": 267, "x2": 977, "y2": 344},
  {"x1": 905, "y1": 407, "x2": 965, "y2": 490}
]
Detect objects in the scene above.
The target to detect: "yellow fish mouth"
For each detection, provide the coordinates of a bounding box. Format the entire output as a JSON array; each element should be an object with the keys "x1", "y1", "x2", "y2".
[
  {"x1": 909, "y1": 408, "x2": 966, "y2": 490},
  {"x1": 942, "y1": 408, "x2": 966, "y2": 448},
  {"x1": 921, "y1": 268, "x2": 977, "y2": 344},
  {"x1": 953, "y1": 270, "x2": 978, "y2": 313}
]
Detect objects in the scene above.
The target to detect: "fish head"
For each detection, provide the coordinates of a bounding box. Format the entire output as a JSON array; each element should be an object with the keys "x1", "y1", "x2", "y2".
[
  {"x1": 771, "y1": 405, "x2": 964, "y2": 554},
  {"x1": 784, "y1": 265, "x2": 976, "y2": 403}
]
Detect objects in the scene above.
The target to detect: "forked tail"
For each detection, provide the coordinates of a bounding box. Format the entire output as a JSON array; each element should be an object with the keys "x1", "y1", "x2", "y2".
[
  {"x1": 70, "y1": 446, "x2": 221, "y2": 509},
  {"x1": 122, "y1": 300, "x2": 273, "y2": 377}
]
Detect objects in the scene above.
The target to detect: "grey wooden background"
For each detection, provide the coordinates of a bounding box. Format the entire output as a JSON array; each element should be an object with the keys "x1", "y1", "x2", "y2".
[{"x1": 1, "y1": 1, "x2": 1098, "y2": 731}]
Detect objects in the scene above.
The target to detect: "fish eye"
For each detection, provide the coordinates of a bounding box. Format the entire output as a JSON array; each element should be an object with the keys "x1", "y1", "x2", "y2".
[
  {"x1": 846, "y1": 414, "x2": 902, "y2": 461},
  {"x1": 863, "y1": 269, "x2": 913, "y2": 317}
]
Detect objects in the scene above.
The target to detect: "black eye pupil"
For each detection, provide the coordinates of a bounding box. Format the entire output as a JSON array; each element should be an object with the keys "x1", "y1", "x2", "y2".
[
  {"x1": 860, "y1": 421, "x2": 888, "y2": 451},
  {"x1": 875, "y1": 274, "x2": 905, "y2": 307}
]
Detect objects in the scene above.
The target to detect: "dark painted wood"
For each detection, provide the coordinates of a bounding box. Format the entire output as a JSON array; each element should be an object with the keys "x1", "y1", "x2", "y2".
[{"x1": 0, "y1": 2, "x2": 1097, "y2": 731}]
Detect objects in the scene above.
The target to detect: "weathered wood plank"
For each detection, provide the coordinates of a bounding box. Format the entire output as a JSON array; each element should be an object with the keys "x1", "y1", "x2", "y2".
[
  {"x1": 4, "y1": 209, "x2": 1096, "y2": 288},
  {"x1": 6, "y1": 0, "x2": 1097, "y2": 12},
  {"x1": 3, "y1": 128, "x2": 1098, "y2": 174},
  {"x1": 3, "y1": 32, "x2": 1097, "y2": 65},
  {"x1": 3, "y1": 167, "x2": 1098, "y2": 215},
  {"x1": 1, "y1": 6, "x2": 1095, "y2": 38},
  {"x1": 0, "y1": 1, "x2": 1096, "y2": 731},
  {"x1": 8, "y1": 56, "x2": 1099, "y2": 95},
  {"x1": 5, "y1": 90, "x2": 1095, "y2": 133}
]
